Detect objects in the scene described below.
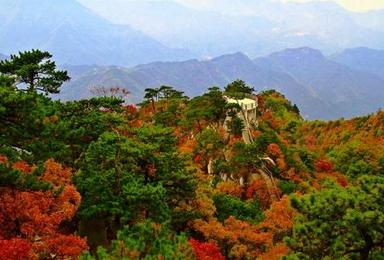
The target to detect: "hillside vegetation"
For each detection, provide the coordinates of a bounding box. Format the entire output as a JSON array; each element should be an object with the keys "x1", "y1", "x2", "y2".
[
  {"x1": 0, "y1": 50, "x2": 383, "y2": 259},
  {"x1": 62, "y1": 47, "x2": 384, "y2": 120}
]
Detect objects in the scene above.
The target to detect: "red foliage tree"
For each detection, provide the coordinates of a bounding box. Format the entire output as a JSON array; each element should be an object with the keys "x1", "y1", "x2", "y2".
[
  {"x1": 12, "y1": 161, "x2": 32, "y2": 173},
  {"x1": 336, "y1": 176, "x2": 349, "y2": 187},
  {"x1": 44, "y1": 235, "x2": 89, "y2": 259},
  {"x1": 0, "y1": 156, "x2": 88, "y2": 258},
  {"x1": 314, "y1": 159, "x2": 334, "y2": 172},
  {"x1": 0, "y1": 155, "x2": 8, "y2": 165},
  {"x1": 189, "y1": 239, "x2": 224, "y2": 260},
  {"x1": 194, "y1": 154, "x2": 203, "y2": 165},
  {"x1": 0, "y1": 238, "x2": 32, "y2": 259}
]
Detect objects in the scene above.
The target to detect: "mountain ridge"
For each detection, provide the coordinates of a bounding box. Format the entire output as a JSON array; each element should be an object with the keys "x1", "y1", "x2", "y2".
[
  {"x1": 77, "y1": 0, "x2": 384, "y2": 57},
  {"x1": 330, "y1": 47, "x2": 384, "y2": 79},
  {"x1": 255, "y1": 47, "x2": 384, "y2": 118},
  {"x1": 0, "y1": 0, "x2": 194, "y2": 66},
  {"x1": 57, "y1": 47, "x2": 384, "y2": 120}
]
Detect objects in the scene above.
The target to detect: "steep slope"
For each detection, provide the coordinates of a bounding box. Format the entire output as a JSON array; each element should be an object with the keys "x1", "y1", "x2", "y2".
[
  {"x1": 330, "y1": 47, "x2": 384, "y2": 79},
  {"x1": 0, "y1": 0, "x2": 193, "y2": 66},
  {"x1": 255, "y1": 47, "x2": 384, "y2": 118}
]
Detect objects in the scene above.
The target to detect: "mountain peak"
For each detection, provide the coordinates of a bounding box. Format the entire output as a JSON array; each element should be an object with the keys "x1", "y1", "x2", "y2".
[
  {"x1": 0, "y1": 0, "x2": 194, "y2": 66},
  {"x1": 269, "y1": 47, "x2": 325, "y2": 60},
  {"x1": 210, "y1": 52, "x2": 252, "y2": 64}
]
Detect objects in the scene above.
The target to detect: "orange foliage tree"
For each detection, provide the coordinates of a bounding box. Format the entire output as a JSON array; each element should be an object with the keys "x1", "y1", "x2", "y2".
[
  {"x1": 260, "y1": 196, "x2": 295, "y2": 235},
  {"x1": 191, "y1": 216, "x2": 273, "y2": 259},
  {"x1": 267, "y1": 143, "x2": 283, "y2": 158},
  {"x1": 0, "y1": 157, "x2": 88, "y2": 259},
  {"x1": 246, "y1": 179, "x2": 281, "y2": 209},
  {"x1": 258, "y1": 196, "x2": 295, "y2": 259},
  {"x1": 259, "y1": 243, "x2": 290, "y2": 260},
  {"x1": 216, "y1": 180, "x2": 243, "y2": 198}
]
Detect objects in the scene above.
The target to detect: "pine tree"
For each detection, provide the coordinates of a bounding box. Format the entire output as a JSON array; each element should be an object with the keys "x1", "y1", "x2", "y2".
[{"x1": 0, "y1": 49, "x2": 69, "y2": 94}]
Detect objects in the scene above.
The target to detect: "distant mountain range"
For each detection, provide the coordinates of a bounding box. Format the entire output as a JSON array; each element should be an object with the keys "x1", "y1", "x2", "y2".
[
  {"x1": 78, "y1": 0, "x2": 384, "y2": 58},
  {"x1": 330, "y1": 47, "x2": 384, "y2": 79},
  {"x1": 1, "y1": 0, "x2": 383, "y2": 65},
  {"x1": 1, "y1": 0, "x2": 383, "y2": 119},
  {"x1": 58, "y1": 47, "x2": 384, "y2": 120},
  {"x1": 0, "y1": 0, "x2": 193, "y2": 66},
  {"x1": 255, "y1": 48, "x2": 384, "y2": 119},
  {"x1": 0, "y1": 54, "x2": 7, "y2": 60}
]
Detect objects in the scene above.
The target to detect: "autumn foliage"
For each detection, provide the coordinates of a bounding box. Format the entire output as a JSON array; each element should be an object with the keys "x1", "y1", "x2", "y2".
[
  {"x1": 2, "y1": 67, "x2": 384, "y2": 259},
  {"x1": 0, "y1": 238, "x2": 33, "y2": 259},
  {"x1": 191, "y1": 217, "x2": 273, "y2": 258},
  {"x1": 216, "y1": 180, "x2": 243, "y2": 197},
  {"x1": 314, "y1": 159, "x2": 334, "y2": 172},
  {"x1": 259, "y1": 243, "x2": 290, "y2": 260},
  {"x1": 0, "y1": 157, "x2": 88, "y2": 259},
  {"x1": 261, "y1": 196, "x2": 295, "y2": 234},
  {"x1": 267, "y1": 143, "x2": 283, "y2": 158},
  {"x1": 189, "y1": 239, "x2": 225, "y2": 260},
  {"x1": 12, "y1": 160, "x2": 33, "y2": 173},
  {"x1": 0, "y1": 155, "x2": 8, "y2": 165},
  {"x1": 246, "y1": 179, "x2": 280, "y2": 209}
]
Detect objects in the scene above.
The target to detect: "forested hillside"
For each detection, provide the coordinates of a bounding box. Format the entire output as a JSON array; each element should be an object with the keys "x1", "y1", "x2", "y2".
[{"x1": 1, "y1": 50, "x2": 383, "y2": 259}]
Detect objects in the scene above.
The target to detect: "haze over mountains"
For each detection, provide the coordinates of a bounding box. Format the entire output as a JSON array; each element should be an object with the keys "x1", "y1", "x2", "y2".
[
  {"x1": 1, "y1": 0, "x2": 384, "y2": 64},
  {"x1": 78, "y1": 0, "x2": 384, "y2": 57},
  {"x1": 0, "y1": 0, "x2": 384, "y2": 119},
  {"x1": 61, "y1": 47, "x2": 384, "y2": 120},
  {"x1": 331, "y1": 47, "x2": 384, "y2": 79},
  {"x1": 0, "y1": 0, "x2": 193, "y2": 66}
]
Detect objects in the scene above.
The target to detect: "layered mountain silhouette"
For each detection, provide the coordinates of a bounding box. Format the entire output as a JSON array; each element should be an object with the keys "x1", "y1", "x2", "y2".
[
  {"x1": 59, "y1": 47, "x2": 384, "y2": 120},
  {"x1": 78, "y1": 0, "x2": 384, "y2": 57},
  {"x1": 0, "y1": 0, "x2": 193, "y2": 66},
  {"x1": 1, "y1": 0, "x2": 383, "y2": 119},
  {"x1": 255, "y1": 47, "x2": 384, "y2": 119},
  {"x1": 1, "y1": 0, "x2": 383, "y2": 65},
  {"x1": 330, "y1": 47, "x2": 384, "y2": 79}
]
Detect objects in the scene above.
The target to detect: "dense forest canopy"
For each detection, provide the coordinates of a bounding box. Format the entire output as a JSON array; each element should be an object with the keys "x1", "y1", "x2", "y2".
[{"x1": 0, "y1": 50, "x2": 383, "y2": 259}]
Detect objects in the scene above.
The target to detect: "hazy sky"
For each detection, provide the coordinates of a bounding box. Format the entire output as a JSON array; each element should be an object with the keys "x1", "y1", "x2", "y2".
[
  {"x1": 285, "y1": 0, "x2": 384, "y2": 12},
  {"x1": 176, "y1": 0, "x2": 384, "y2": 12}
]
